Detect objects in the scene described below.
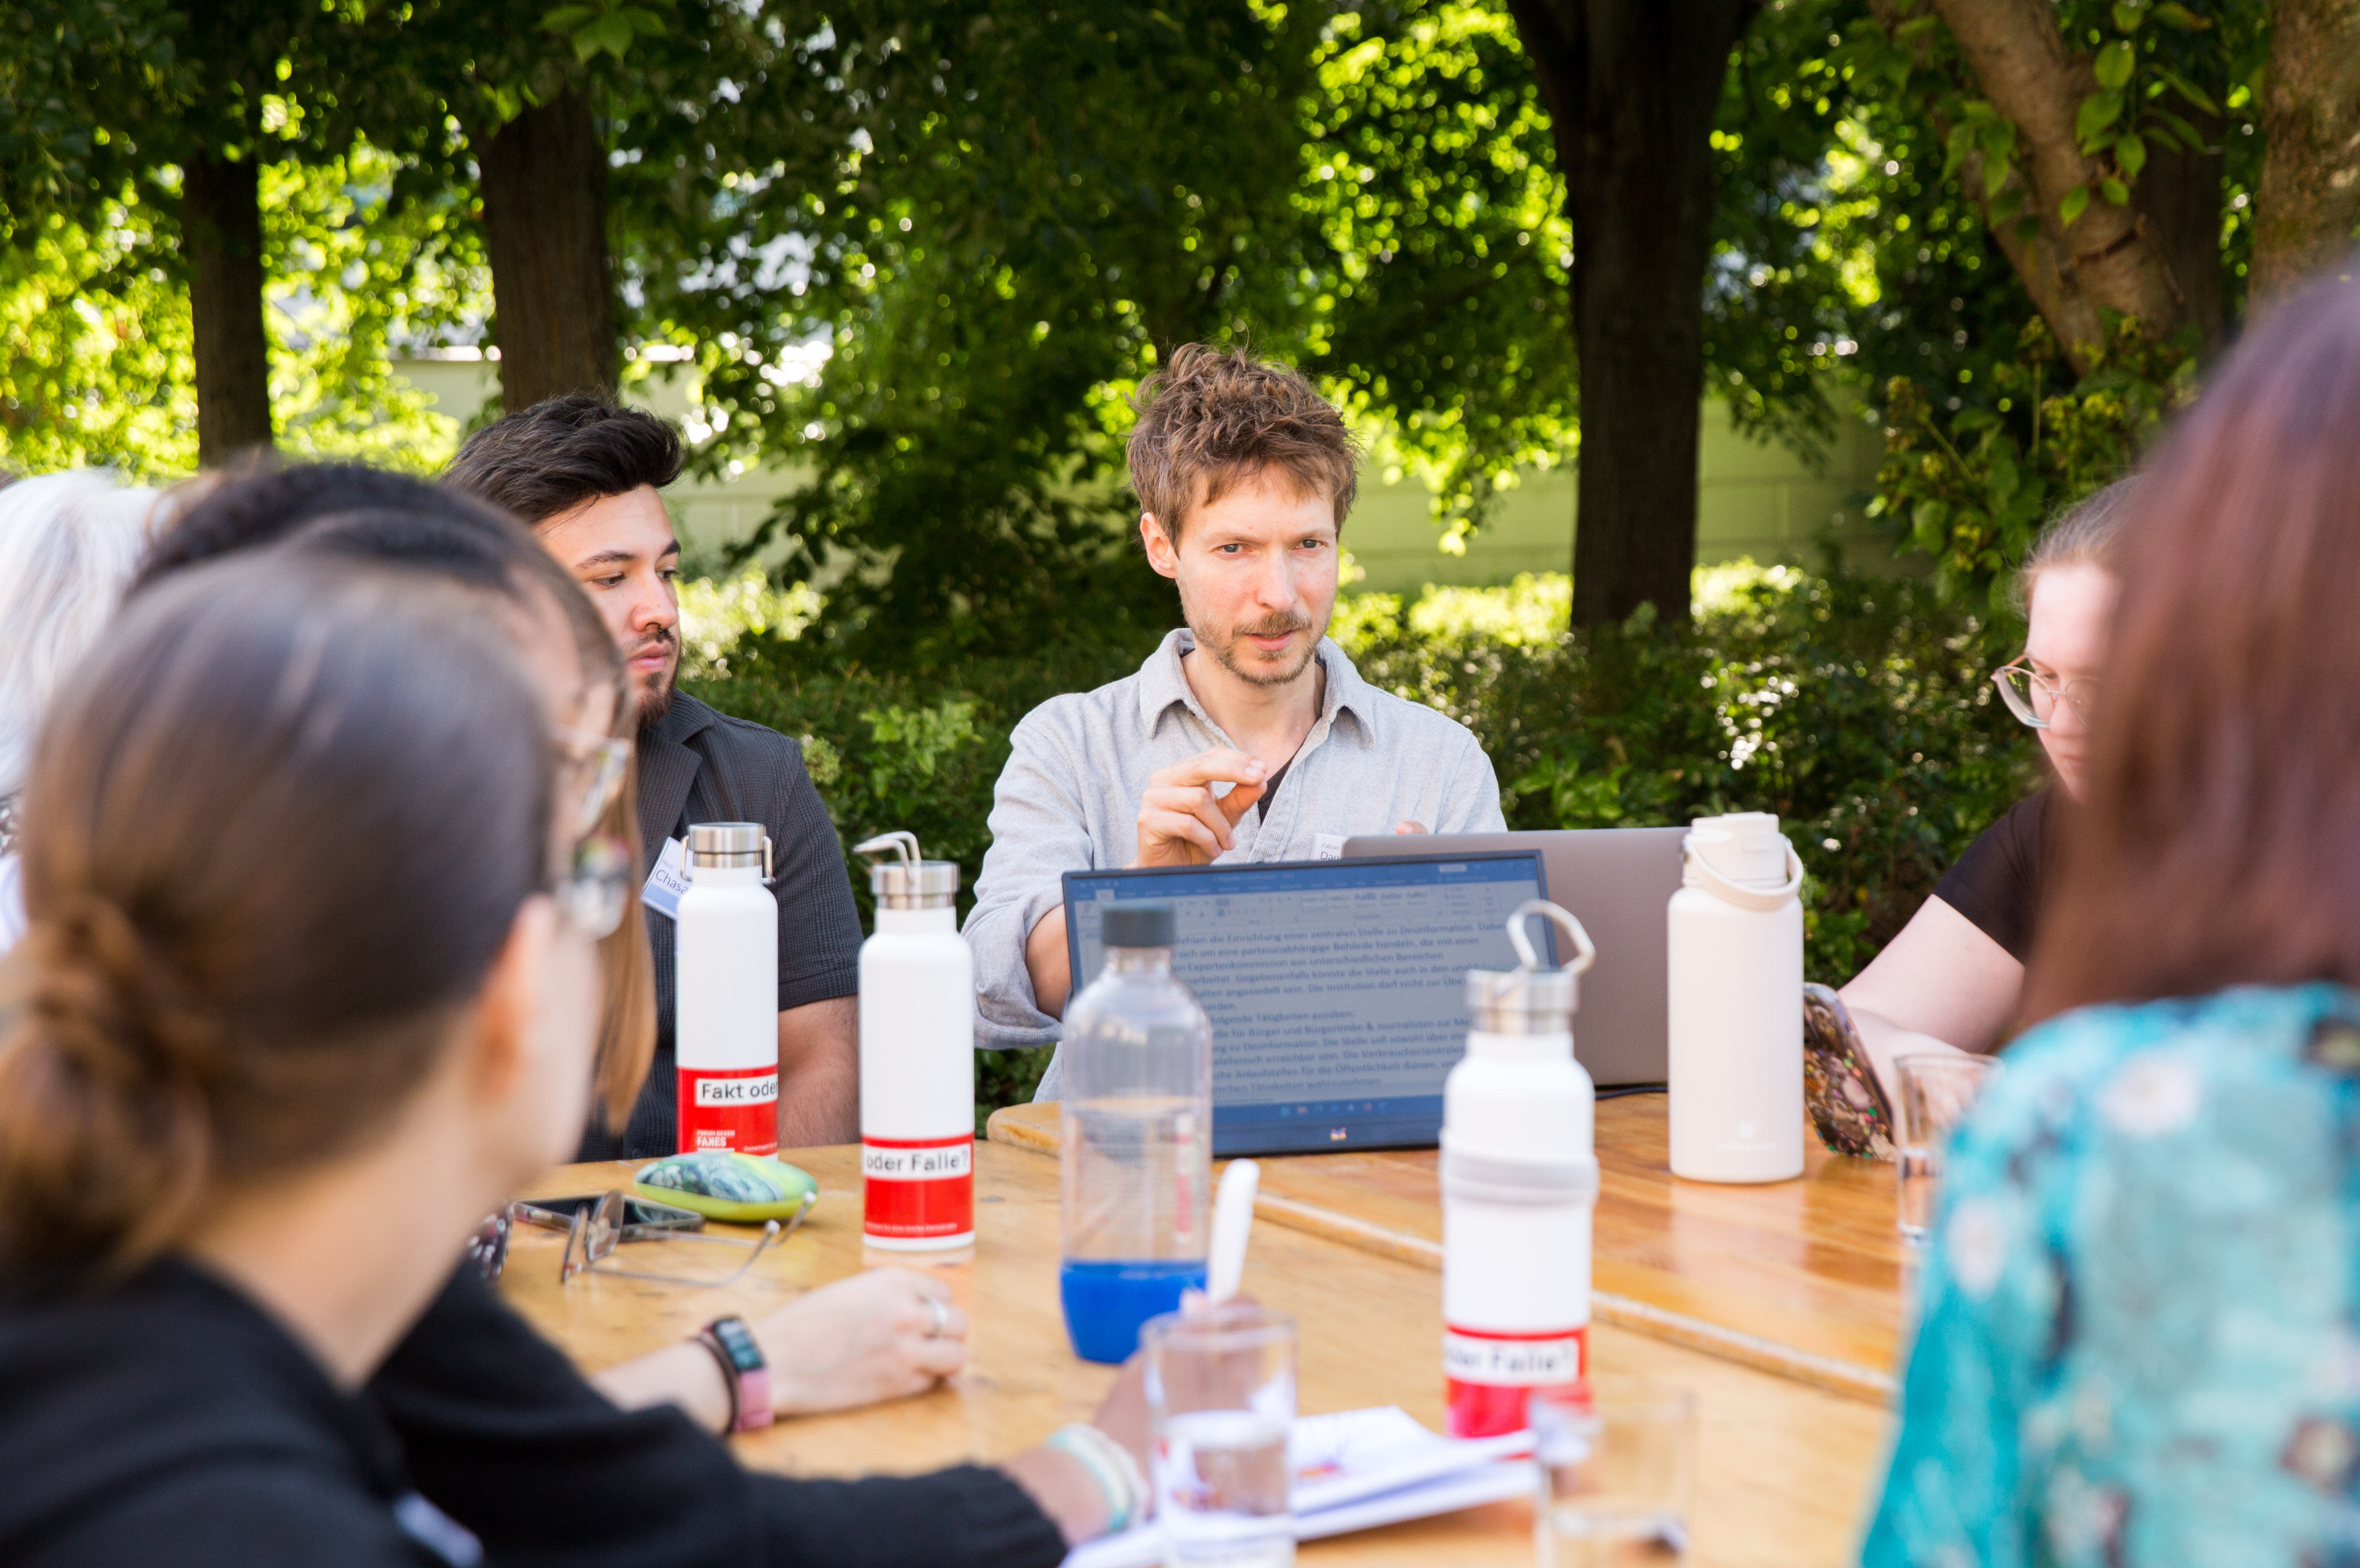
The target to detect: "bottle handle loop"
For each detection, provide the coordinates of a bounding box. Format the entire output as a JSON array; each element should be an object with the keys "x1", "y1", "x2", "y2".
[
  {"x1": 1505, "y1": 898, "x2": 1596, "y2": 975},
  {"x1": 853, "y1": 830, "x2": 923, "y2": 869},
  {"x1": 1681, "y1": 838, "x2": 1804, "y2": 911}
]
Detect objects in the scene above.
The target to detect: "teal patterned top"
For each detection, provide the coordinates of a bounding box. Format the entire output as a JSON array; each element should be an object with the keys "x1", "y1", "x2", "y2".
[{"x1": 1862, "y1": 983, "x2": 2360, "y2": 1568}]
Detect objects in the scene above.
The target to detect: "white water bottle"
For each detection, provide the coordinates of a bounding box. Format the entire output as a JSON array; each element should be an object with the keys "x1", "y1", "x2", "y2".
[
  {"x1": 1667, "y1": 811, "x2": 1804, "y2": 1182},
  {"x1": 1441, "y1": 900, "x2": 1599, "y2": 1439},
  {"x1": 855, "y1": 832, "x2": 975, "y2": 1250},
  {"x1": 675, "y1": 822, "x2": 779, "y2": 1157}
]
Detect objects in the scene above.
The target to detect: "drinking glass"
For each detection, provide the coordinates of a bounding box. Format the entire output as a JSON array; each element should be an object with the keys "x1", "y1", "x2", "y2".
[
  {"x1": 1532, "y1": 1378, "x2": 1696, "y2": 1568},
  {"x1": 1141, "y1": 1302, "x2": 1297, "y2": 1568},
  {"x1": 1894, "y1": 1053, "x2": 1996, "y2": 1245}
]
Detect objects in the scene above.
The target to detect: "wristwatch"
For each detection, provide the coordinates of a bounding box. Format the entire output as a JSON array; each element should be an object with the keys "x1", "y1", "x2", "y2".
[{"x1": 695, "y1": 1315, "x2": 774, "y2": 1433}]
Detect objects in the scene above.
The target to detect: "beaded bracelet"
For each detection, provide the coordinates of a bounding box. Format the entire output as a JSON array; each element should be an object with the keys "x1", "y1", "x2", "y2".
[{"x1": 1045, "y1": 1422, "x2": 1149, "y2": 1535}]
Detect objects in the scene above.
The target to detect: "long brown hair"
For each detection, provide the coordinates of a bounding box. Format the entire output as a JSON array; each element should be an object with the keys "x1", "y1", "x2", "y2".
[
  {"x1": 0, "y1": 556, "x2": 556, "y2": 1272},
  {"x1": 272, "y1": 507, "x2": 657, "y2": 1127},
  {"x1": 137, "y1": 467, "x2": 658, "y2": 1130},
  {"x1": 2022, "y1": 270, "x2": 2360, "y2": 1022}
]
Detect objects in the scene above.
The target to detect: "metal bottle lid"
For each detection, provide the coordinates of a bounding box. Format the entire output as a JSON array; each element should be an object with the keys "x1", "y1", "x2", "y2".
[
  {"x1": 688, "y1": 821, "x2": 773, "y2": 881},
  {"x1": 853, "y1": 831, "x2": 960, "y2": 910},
  {"x1": 1464, "y1": 899, "x2": 1597, "y2": 1035}
]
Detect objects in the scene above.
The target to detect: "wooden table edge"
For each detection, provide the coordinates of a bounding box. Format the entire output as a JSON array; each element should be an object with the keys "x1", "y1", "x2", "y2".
[{"x1": 983, "y1": 1107, "x2": 1897, "y2": 1408}]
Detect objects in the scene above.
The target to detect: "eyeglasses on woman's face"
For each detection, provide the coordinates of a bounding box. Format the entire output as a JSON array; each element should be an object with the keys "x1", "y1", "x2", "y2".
[
  {"x1": 553, "y1": 832, "x2": 633, "y2": 940},
  {"x1": 1992, "y1": 660, "x2": 2098, "y2": 730},
  {"x1": 552, "y1": 723, "x2": 631, "y2": 839}
]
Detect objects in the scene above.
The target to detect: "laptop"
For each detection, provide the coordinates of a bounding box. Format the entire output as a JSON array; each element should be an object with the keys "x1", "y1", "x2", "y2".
[
  {"x1": 1343, "y1": 829, "x2": 1685, "y2": 1088},
  {"x1": 1060, "y1": 852, "x2": 1552, "y2": 1155}
]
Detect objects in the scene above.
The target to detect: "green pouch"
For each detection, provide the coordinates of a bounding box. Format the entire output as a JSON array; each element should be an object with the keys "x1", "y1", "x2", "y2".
[{"x1": 633, "y1": 1151, "x2": 820, "y2": 1223}]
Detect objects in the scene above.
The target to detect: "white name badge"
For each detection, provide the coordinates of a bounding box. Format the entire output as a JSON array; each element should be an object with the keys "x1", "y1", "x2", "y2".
[
  {"x1": 641, "y1": 836, "x2": 691, "y2": 920},
  {"x1": 1314, "y1": 833, "x2": 1348, "y2": 861}
]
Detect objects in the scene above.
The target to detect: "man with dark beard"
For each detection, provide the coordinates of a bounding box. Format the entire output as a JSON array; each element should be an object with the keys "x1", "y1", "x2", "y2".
[
  {"x1": 966, "y1": 345, "x2": 1503, "y2": 1098},
  {"x1": 447, "y1": 400, "x2": 861, "y2": 1153}
]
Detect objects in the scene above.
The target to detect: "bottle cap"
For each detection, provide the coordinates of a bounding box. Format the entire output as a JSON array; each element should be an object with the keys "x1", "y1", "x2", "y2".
[
  {"x1": 1682, "y1": 812, "x2": 1802, "y2": 909},
  {"x1": 1465, "y1": 900, "x2": 1595, "y2": 1035},
  {"x1": 1685, "y1": 811, "x2": 1789, "y2": 887},
  {"x1": 688, "y1": 822, "x2": 773, "y2": 879},
  {"x1": 852, "y1": 832, "x2": 960, "y2": 910},
  {"x1": 1100, "y1": 902, "x2": 1176, "y2": 949}
]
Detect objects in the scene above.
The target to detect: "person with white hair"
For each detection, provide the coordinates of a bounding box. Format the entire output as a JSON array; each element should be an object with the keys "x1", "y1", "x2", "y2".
[{"x1": 0, "y1": 470, "x2": 164, "y2": 950}]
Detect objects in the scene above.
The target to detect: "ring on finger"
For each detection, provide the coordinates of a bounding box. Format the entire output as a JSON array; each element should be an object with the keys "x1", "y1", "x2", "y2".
[{"x1": 923, "y1": 1293, "x2": 950, "y2": 1339}]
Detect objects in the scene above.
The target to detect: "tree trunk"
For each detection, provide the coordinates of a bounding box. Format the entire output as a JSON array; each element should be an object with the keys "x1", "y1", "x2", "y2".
[
  {"x1": 1874, "y1": 0, "x2": 2188, "y2": 369},
  {"x1": 2252, "y1": 0, "x2": 2360, "y2": 305},
  {"x1": 1508, "y1": 0, "x2": 1757, "y2": 628},
  {"x1": 2137, "y1": 104, "x2": 2225, "y2": 355},
  {"x1": 481, "y1": 88, "x2": 619, "y2": 411},
  {"x1": 182, "y1": 154, "x2": 275, "y2": 465}
]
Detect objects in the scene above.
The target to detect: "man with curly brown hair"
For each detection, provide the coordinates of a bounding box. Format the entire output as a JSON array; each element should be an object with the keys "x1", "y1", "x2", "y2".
[{"x1": 965, "y1": 345, "x2": 1504, "y2": 1094}]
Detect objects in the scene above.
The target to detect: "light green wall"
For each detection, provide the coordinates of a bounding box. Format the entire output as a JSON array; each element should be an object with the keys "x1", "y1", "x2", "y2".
[{"x1": 393, "y1": 357, "x2": 1893, "y2": 591}]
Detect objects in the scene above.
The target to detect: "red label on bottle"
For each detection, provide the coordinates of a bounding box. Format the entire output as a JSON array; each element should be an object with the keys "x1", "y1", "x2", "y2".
[
  {"x1": 862, "y1": 1134, "x2": 975, "y2": 1240},
  {"x1": 677, "y1": 1064, "x2": 778, "y2": 1156},
  {"x1": 1443, "y1": 1323, "x2": 1588, "y2": 1438}
]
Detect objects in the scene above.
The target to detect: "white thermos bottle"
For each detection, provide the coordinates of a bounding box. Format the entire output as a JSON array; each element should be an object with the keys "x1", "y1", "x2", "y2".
[
  {"x1": 675, "y1": 821, "x2": 780, "y2": 1157},
  {"x1": 854, "y1": 832, "x2": 975, "y2": 1250},
  {"x1": 1441, "y1": 900, "x2": 1599, "y2": 1438},
  {"x1": 1667, "y1": 811, "x2": 1804, "y2": 1182}
]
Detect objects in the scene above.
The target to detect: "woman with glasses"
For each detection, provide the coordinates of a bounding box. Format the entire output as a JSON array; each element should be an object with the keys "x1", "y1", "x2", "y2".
[
  {"x1": 1806, "y1": 482, "x2": 2129, "y2": 1156},
  {"x1": 1862, "y1": 265, "x2": 2360, "y2": 1568},
  {"x1": 106, "y1": 467, "x2": 1102, "y2": 1551},
  {"x1": 0, "y1": 553, "x2": 1130, "y2": 1566}
]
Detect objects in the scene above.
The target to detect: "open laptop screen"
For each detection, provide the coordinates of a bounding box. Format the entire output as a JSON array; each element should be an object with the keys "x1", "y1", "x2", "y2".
[{"x1": 1061, "y1": 852, "x2": 1550, "y2": 1155}]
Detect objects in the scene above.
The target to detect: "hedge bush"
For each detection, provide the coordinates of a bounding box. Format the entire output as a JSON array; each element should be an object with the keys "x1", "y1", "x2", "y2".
[{"x1": 681, "y1": 563, "x2": 2040, "y2": 1128}]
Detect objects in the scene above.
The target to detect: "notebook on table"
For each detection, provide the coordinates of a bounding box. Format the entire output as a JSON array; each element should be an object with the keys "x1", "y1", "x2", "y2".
[{"x1": 1059, "y1": 852, "x2": 1551, "y2": 1156}]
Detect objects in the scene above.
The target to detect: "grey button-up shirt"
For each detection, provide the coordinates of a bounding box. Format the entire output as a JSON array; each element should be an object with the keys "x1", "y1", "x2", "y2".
[{"x1": 965, "y1": 628, "x2": 1505, "y2": 1094}]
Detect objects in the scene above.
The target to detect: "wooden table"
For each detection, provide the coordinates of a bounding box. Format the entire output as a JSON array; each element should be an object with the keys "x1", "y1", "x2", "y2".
[
  {"x1": 503, "y1": 1140, "x2": 1888, "y2": 1567},
  {"x1": 987, "y1": 1097, "x2": 1909, "y2": 1404}
]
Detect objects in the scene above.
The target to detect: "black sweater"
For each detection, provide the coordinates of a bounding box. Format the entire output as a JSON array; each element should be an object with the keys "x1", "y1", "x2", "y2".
[
  {"x1": 0, "y1": 1260, "x2": 1065, "y2": 1568},
  {"x1": 371, "y1": 1263, "x2": 1067, "y2": 1568}
]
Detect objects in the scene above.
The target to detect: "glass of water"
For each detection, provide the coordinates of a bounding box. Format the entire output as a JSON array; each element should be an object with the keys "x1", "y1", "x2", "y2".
[
  {"x1": 1894, "y1": 1053, "x2": 1997, "y2": 1245},
  {"x1": 1532, "y1": 1378, "x2": 1696, "y2": 1568},
  {"x1": 1141, "y1": 1302, "x2": 1296, "y2": 1568}
]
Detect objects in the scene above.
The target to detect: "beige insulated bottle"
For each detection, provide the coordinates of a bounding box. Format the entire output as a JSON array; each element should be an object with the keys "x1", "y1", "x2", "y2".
[{"x1": 1665, "y1": 812, "x2": 1804, "y2": 1182}]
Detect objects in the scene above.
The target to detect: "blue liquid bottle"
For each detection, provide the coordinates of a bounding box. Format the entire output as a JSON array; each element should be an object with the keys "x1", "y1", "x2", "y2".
[{"x1": 1058, "y1": 902, "x2": 1212, "y2": 1363}]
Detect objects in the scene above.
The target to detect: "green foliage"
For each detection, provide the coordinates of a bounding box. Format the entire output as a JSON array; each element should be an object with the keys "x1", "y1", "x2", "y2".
[
  {"x1": 0, "y1": 140, "x2": 473, "y2": 478},
  {"x1": 643, "y1": 0, "x2": 1317, "y2": 661},
  {"x1": 542, "y1": 0, "x2": 672, "y2": 64},
  {"x1": 1293, "y1": 2, "x2": 1578, "y2": 541},
  {"x1": 0, "y1": 198, "x2": 194, "y2": 474},
  {"x1": 1867, "y1": 314, "x2": 2196, "y2": 621},
  {"x1": 685, "y1": 562, "x2": 2036, "y2": 1123},
  {"x1": 1775, "y1": 0, "x2": 2265, "y2": 607}
]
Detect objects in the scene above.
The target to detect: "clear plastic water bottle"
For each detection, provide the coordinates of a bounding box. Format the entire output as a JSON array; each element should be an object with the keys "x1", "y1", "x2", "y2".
[{"x1": 1058, "y1": 902, "x2": 1212, "y2": 1364}]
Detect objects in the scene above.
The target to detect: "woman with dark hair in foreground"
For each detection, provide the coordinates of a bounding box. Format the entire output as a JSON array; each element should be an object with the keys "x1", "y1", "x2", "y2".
[
  {"x1": 0, "y1": 556, "x2": 1119, "y2": 1567},
  {"x1": 1864, "y1": 271, "x2": 2360, "y2": 1564}
]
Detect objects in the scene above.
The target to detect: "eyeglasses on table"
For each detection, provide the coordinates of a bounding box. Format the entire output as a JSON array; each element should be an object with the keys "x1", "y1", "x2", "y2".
[{"x1": 469, "y1": 1186, "x2": 814, "y2": 1287}]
